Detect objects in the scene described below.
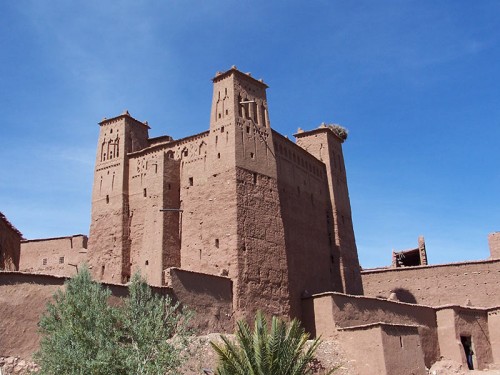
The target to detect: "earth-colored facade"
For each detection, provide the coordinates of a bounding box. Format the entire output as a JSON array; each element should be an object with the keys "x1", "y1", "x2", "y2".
[{"x1": 1, "y1": 67, "x2": 499, "y2": 374}]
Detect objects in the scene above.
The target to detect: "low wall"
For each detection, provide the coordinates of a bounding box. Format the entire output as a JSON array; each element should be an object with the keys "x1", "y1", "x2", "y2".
[
  {"x1": 19, "y1": 235, "x2": 88, "y2": 277},
  {"x1": 361, "y1": 259, "x2": 500, "y2": 307},
  {"x1": 436, "y1": 306, "x2": 494, "y2": 370},
  {"x1": 0, "y1": 269, "x2": 233, "y2": 359},
  {"x1": 302, "y1": 292, "x2": 440, "y2": 367},
  {"x1": 338, "y1": 323, "x2": 426, "y2": 375}
]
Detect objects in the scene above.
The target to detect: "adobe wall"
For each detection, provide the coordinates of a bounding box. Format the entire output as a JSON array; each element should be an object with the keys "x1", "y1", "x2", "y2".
[
  {"x1": 381, "y1": 324, "x2": 427, "y2": 375},
  {"x1": 19, "y1": 235, "x2": 88, "y2": 277},
  {"x1": 128, "y1": 147, "x2": 183, "y2": 286},
  {"x1": 0, "y1": 269, "x2": 233, "y2": 359},
  {"x1": 338, "y1": 325, "x2": 387, "y2": 375},
  {"x1": 166, "y1": 267, "x2": 233, "y2": 333},
  {"x1": 488, "y1": 309, "x2": 500, "y2": 363},
  {"x1": 88, "y1": 114, "x2": 150, "y2": 284},
  {"x1": 361, "y1": 259, "x2": 500, "y2": 307},
  {"x1": 274, "y1": 132, "x2": 343, "y2": 311},
  {"x1": 295, "y1": 128, "x2": 363, "y2": 295},
  {"x1": 0, "y1": 272, "x2": 65, "y2": 358},
  {"x1": 302, "y1": 292, "x2": 440, "y2": 367},
  {"x1": 436, "y1": 307, "x2": 494, "y2": 370},
  {"x1": 0, "y1": 213, "x2": 22, "y2": 271},
  {"x1": 489, "y1": 232, "x2": 500, "y2": 259}
]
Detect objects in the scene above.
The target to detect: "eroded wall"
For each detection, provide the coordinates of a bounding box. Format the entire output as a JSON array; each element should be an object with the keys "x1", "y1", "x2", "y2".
[
  {"x1": 362, "y1": 259, "x2": 500, "y2": 307},
  {"x1": 19, "y1": 235, "x2": 87, "y2": 277},
  {"x1": 489, "y1": 232, "x2": 500, "y2": 259},
  {"x1": 381, "y1": 325, "x2": 426, "y2": 375}
]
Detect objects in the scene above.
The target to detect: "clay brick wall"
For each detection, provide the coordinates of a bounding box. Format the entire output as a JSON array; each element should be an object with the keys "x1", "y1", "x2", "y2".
[
  {"x1": 273, "y1": 132, "x2": 341, "y2": 318},
  {"x1": 88, "y1": 114, "x2": 150, "y2": 284},
  {"x1": 295, "y1": 128, "x2": 363, "y2": 295},
  {"x1": 436, "y1": 307, "x2": 494, "y2": 370},
  {"x1": 302, "y1": 292, "x2": 440, "y2": 367},
  {"x1": 381, "y1": 325, "x2": 427, "y2": 375},
  {"x1": 0, "y1": 213, "x2": 22, "y2": 271},
  {"x1": 489, "y1": 232, "x2": 500, "y2": 259},
  {"x1": 128, "y1": 148, "x2": 182, "y2": 285},
  {"x1": 19, "y1": 235, "x2": 87, "y2": 277},
  {"x1": 361, "y1": 259, "x2": 500, "y2": 307},
  {"x1": 0, "y1": 270, "x2": 233, "y2": 359},
  {"x1": 488, "y1": 309, "x2": 500, "y2": 363}
]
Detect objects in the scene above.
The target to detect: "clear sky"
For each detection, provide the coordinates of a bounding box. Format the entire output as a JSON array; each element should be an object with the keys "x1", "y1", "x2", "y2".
[{"x1": 1, "y1": 1, "x2": 499, "y2": 269}]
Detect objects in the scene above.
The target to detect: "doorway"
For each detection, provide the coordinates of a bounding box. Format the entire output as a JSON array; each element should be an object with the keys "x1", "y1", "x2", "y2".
[{"x1": 460, "y1": 335, "x2": 474, "y2": 370}]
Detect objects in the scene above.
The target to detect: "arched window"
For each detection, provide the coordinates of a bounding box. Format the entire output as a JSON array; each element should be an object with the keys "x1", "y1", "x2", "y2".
[{"x1": 166, "y1": 150, "x2": 174, "y2": 159}]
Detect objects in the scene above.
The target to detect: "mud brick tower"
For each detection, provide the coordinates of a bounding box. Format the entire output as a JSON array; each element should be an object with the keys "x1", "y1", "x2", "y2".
[{"x1": 87, "y1": 66, "x2": 363, "y2": 320}]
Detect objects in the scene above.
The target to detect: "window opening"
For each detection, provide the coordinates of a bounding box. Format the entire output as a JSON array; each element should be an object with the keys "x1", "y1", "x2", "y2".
[
  {"x1": 143, "y1": 188, "x2": 147, "y2": 197},
  {"x1": 42, "y1": 258, "x2": 47, "y2": 266},
  {"x1": 59, "y1": 256, "x2": 64, "y2": 264},
  {"x1": 189, "y1": 177, "x2": 193, "y2": 186},
  {"x1": 215, "y1": 239, "x2": 219, "y2": 248},
  {"x1": 106, "y1": 195, "x2": 109, "y2": 204}
]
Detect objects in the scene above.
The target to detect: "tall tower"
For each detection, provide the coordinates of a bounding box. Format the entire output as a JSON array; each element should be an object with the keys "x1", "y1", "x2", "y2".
[
  {"x1": 88, "y1": 111, "x2": 149, "y2": 284},
  {"x1": 295, "y1": 124, "x2": 363, "y2": 295},
  {"x1": 179, "y1": 67, "x2": 292, "y2": 319}
]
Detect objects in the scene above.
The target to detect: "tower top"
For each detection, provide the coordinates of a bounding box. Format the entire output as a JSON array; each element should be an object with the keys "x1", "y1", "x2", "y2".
[
  {"x1": 99, "y1": 110, "x2": 150, "y2": 129},
  {"x1": 295, "y1": 123, "x2": 348, "y2": 143},
  {"x1": 212, "y1": 66, "x2": 269, "y2": 88}
]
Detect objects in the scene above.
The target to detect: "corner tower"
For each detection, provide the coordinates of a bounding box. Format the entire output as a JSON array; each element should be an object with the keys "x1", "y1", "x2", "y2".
[
  {"x1": 295, "y1": 124, "x2": 363, "y2": 294},
  {"x1": 88, "y1": 111, "x2": 150, "y2": 284}
]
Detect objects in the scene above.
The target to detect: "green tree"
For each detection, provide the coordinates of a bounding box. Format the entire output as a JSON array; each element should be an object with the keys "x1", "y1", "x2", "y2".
[
  {"x1": 35, "y1": 267, "x2": 125, "y2": 375},
  {"x1": 121, "y1": 273, "x2": 192, "y2": 374},
  {"x1": 211, "y1": 311, "x2": 335, "y2": 375},
  {"x1": 35, "y1": 267, "x2": 191, "y2": 375}
]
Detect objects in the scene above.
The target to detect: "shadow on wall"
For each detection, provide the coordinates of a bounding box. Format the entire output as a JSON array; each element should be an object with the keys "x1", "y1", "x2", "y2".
[{"x1": 393, "y1": 288, "x2": 418, "y2": 304}]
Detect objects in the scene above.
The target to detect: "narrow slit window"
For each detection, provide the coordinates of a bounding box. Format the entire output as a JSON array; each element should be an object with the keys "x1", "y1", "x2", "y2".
[
  {"x1": 59, "y1": 256, "x2": 65, "y2": 264},
  {"x1": 189, "y1": 177, "x2": 193, "y2": 186},
  {"x1": 215, "y1": 239, "x2": 219, "y2": 248},
  {"x1": 143, "y1": 188, "x2": 147, "y2": 197},
  {"x1": 42, "y1": 258, "x2": 47, "y2": 266}
]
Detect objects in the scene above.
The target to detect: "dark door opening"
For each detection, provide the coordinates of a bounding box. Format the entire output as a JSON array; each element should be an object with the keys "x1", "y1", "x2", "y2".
[{"x1": 461, "y1": 335, "x2": 474, "y2": 370}]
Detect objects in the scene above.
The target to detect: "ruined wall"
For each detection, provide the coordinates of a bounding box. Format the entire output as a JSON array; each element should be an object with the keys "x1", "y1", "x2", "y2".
[
  {"x1": 362, "y1": 259, "x2": 500, "y2": 307},
  {"x1": 302, "y1": 292, "x2": 440, "y2": 367},
  {"x1": 489, "y1": 232, "x2": 500, "y2": 259},
  {"x1": 19, "y1": 235, "x2": 87, "y2": 276},
  {"x1": 436, "y1": 307, "x2": 494, "y2": 370},
  {"x1": 0, "y1": 213, "x2": 22, "y2": 271},
  {"x1": 295, "y1": 127, "x2": 363, "y2": 295}
]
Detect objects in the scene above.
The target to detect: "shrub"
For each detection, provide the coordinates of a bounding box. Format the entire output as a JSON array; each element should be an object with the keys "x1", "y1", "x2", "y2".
[{"x1": 35, "y1": 267, "x2": 191, "y2": 375}]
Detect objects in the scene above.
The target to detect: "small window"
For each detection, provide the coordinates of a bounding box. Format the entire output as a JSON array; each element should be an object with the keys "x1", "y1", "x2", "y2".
[
  {"x1": 145, "y1": 260, "x2": 149, "y2": 266},
  {"x1": 220, "y1": 126, "x2": 224, "y2": 133},
  {"x1": 189, "y1": 177, "x2": 193, "y2": 186},
  {"x1": 253, "y1": 173, "x2": 257, "y2": 184},
  {"x1": 143, "y1": 188, "x2": 147, "y2": 197},
  {"x1": 218, "y1": 113, "x2": 221, "y2": 118},
  {"x1": 42, "y1": 258, "x2": 47, "y2": 266},
  {"x1": 246, "y1": 126, "x2": 250, "y2": 134},
  {"x1": 59, "y1": 256, "x2": 64, "y2": 264},
  {"x1": 250, "y1": 152, "x2": 254, "y2": 159},
  {"x1": 217, "y1": 153, "x2": 221, "y2": 159},
  {"x1": 215, "y1": 239, "x2": 219, "y2": 248},
  {"x1": 225, "y1": 109, "x2": 228, "y2": 115},
  {"x1": 106, "y1": 195, "x2": 109, "y2": 204}
]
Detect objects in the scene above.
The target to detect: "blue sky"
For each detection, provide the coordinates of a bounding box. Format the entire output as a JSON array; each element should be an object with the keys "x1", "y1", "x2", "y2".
[{"x1": 1, "y1": 1, "x2": 499, "y2": 268}]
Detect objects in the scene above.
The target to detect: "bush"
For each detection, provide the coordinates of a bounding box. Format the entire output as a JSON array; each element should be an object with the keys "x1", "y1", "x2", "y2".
[
  {"x1": 35, "y1": 267, "x2": 191, "y2": 375},
  {"x1": 211, "y1": 311, "x2": 335, "y2": 375}
]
